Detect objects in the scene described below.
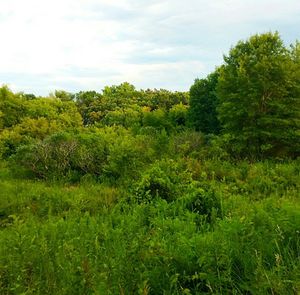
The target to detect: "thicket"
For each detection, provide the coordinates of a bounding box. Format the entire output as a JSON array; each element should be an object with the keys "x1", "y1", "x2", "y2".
[{"x1": 0, "y1": 32, "x2": 299, "y2": 294}]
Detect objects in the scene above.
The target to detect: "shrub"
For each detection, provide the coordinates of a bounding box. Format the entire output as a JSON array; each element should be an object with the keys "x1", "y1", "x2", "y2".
[
  {"x1": 135, "y1": 159, "x2": 192, "y2": 203},
  {"x1": 184, "y1": 187, "x2": 222, "y2": 223}
]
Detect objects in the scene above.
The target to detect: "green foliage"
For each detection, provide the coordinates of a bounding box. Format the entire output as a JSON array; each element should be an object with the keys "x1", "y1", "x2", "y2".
[
  {"x1": 140, "y1": 89, "x2": 189, "y2": 111},
  {"x1": 0, "y1": 94, "x2": 82, "y2": 158},
  {"x1": 12, "y1": 127, "x2": 152, "y2": 182},
  {"x1": 53, "y1": 90, "x2": 74, "y2": 101},
  {"x1": 184, "y1": 186, "x2": 221, "y2": 223},
  {"x1": 103, "y1": 105, "x2": 142, "y2": 128},
  {"x1": 0, "y1": 85, "x2": 25, "y2": 128},
  {"x1": 104, "y1": 132, "x2": 146, "y2": 182},
  {"x1": 217, "y1": 32, "x2": 300, "y2": 158},
  {"x1": 1, "y1": 159, "x2": 299, "y2": 294},
  {"x1": 75, "y1": 90, "x2": 103, "y2": 125},
  {"x1": 142, "y1": 109, "x2": 172, "y2": 131},
  {"x1": 169, "y1": 102, "x2": 188, "y2": 126},
  {"x1": 188, "y1": 71, "x2": 221, "y2": 134},
  {"x1": 171, "y1": 130, "x2": 204, "y2": 157},
  {"x1": 134, "y1": 159, "x2": 188, "y2": 203},
  {"x1": 0, "y1": 32, "x2": 300, "y2": 295},
  {"x1": 13, "y1": 133, "x2": 78, "y2": 179},
  {"x1": 102, "y1": 82, "x2": 138, "y2": 99},
  {"x1": 72, "y1": 84, "x2": 188, "y2": 128}
]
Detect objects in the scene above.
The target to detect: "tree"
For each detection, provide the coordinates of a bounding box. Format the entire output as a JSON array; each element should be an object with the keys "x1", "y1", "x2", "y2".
[
  {"x1": 141, "y1": 89, "x2": 189, "y2": 111},
  {"x1": 0, "y1": 85, "x2": 25, "y2": 128},
  {"x1": 0, "y1": 92, "x2": 83, "y2": 158},
  {"x1": 188, "y1": 71, "x2": 220, "y2": 134},
  {"x1": 217, "y1": 32, "x2": 300, "y2": 157},
  {"x1": 102, "y1": 82, "x2": 138, "y2": 102},
  {"x1": 142, "y1": 109, "x2": 172, "y2": 131},
  {"x1": 54, "y1": 90, "x2": 74, "y2": 101},
  {"x1": 74, "y1": 91, "x2": 102, "y2": 125},
  {"x1": 169, "y1": 102, "x2": 188, "y2": 126}
]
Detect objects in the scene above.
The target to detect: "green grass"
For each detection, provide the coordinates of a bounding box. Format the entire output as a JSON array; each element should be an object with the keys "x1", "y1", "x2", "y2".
[{"x1": 0, "y1": 160, "x2": 299, "y2": 294}]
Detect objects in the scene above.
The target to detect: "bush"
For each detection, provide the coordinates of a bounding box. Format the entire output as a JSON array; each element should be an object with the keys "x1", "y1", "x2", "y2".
[
  {"x1": 184, "y1": 186, "x2": 222, "y2": 223},
  {"x1": 135, "y1": 159, "x2": 192, "y2": 203},
  {"x1": 13, "y1": 133, "x2": 78, "y2": 179}
]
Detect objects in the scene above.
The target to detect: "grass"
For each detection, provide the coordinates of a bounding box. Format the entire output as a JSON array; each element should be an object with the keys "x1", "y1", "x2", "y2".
[{"x1": 0, "y1": 160, "x2": 299, "y2": 294}]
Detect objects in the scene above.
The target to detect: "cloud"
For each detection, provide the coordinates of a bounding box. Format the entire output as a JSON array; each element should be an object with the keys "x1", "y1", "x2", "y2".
[{"x1": 0, "y1": 0, "x2": 299, "y2": 95}]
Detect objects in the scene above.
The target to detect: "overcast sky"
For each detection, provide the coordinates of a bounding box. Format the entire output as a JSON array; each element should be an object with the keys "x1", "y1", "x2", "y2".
[{"x1": 0, "y1": 0, "x2": 299, "y2": 95}]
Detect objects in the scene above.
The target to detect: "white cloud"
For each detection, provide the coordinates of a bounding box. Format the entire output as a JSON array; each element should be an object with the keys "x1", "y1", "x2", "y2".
[{"x1": 0, "y1": 0, "x2": 299, "y2": 95}]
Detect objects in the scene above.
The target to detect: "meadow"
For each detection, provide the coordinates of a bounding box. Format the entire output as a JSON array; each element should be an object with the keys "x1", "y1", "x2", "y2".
[
  {"x1": 1, "y1": 155, "x2": 299, "y2": 294},
  {"x1": 0, "y1": 32, "x2": 299, "y2": 294}
]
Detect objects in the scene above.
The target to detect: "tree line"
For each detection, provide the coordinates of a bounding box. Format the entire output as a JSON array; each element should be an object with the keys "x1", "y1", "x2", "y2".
[{"x1": 0, "y1": 31, "x2": 299, "y2": 180}]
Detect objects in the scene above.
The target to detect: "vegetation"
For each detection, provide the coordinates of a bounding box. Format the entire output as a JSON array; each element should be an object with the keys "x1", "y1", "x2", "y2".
[
  {"x1": 217, "y1": 32, "x2": 300, "y2": 158},
  {"x1": 188, "y1": 71, "x2": 220, "y2": 134},
  {"x1": 0, "y1": 32, "x2": 299, "y2": 294}
]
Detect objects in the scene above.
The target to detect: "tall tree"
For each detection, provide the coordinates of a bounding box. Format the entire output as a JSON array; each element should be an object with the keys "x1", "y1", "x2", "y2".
[
  {"x1": 217, "y1": 32, "x2": 300, "y2": 157},
  {"x1": 188, "y1": 71, "x2": 220, "y2": 134}
]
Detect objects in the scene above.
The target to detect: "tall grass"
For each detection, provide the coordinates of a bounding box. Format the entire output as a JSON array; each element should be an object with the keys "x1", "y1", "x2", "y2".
[{"x1": 0, "y1": 160, "x2": 299, "y2": 294}]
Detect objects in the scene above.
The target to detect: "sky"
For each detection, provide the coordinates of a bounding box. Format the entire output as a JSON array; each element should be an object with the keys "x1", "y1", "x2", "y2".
[{"x1": 0, "y1": 0, "x2": 299, "y2": 95}]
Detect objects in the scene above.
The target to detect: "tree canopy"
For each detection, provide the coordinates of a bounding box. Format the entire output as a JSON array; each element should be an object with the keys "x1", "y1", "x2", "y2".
[
  {"x1": 188, "y1": 71, "x2": 220, "y2": 134},
  {"x1": 217, "y1": 32, "x2": 300, "y2": 157}
]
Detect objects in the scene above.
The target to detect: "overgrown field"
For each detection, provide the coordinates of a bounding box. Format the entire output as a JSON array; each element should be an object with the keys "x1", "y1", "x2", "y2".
[
  {"x1": 1, "y1": 32, "x2": 300, "y2": 294},
  {"x1": 1, "y1": 158, "x2": 299, "y2": 294}
]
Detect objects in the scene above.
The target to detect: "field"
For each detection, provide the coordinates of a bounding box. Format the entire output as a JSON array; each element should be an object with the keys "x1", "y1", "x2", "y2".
[
  {"x1": 1, "y1": 158, "x2": 299, "y2": 294},
  {"x1": 1, "y1": 32, "x2": 299, "y2": 294}
]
